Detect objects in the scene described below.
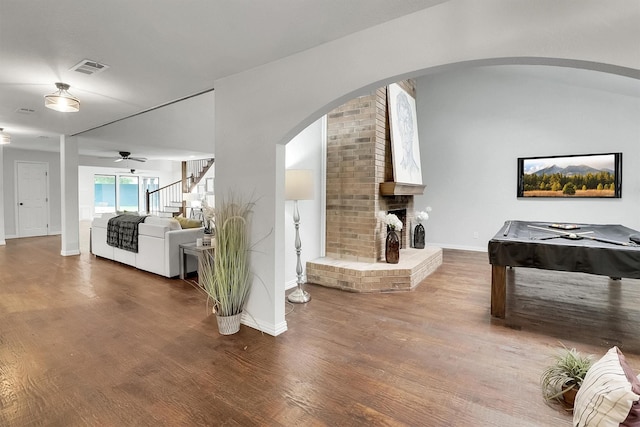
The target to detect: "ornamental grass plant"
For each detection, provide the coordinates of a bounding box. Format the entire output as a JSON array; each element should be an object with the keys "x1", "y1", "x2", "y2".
[
  {"x1": 199, "y1": 193, "x2": 254, "y2": 317},
  {"x1": 541, "y1": 346, "x2": 593, "y2": 405}
]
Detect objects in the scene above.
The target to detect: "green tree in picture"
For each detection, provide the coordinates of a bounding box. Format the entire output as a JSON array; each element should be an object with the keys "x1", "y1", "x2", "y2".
[
  {"x1": 563, "y1": 182, "x2": 576, "y2": 195},
  {"x1": 597, "y1": 183, "x2": 604, "y2": 191}
]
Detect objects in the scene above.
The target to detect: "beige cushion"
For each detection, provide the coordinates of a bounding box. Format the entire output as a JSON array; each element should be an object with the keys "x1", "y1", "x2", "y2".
[
  {"x1": 175, "y1": 215, "x2": 202, "y2": 229},
  {"x1": 574, "y1": 346, "x2": 640, "y2": 427}
]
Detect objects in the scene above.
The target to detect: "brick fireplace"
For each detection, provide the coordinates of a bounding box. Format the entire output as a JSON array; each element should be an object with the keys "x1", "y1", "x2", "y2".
[{"x1": 306, "y1": 80, "x2": 442, "y2": 292}]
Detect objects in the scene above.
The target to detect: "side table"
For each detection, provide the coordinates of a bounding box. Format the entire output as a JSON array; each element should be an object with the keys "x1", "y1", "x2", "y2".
[{"x1": 179, "y1": 242, "x2": 215, "y2": 280}]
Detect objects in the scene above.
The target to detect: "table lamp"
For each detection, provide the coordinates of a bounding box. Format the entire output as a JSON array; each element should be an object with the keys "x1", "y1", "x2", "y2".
[{"x1": 285, "y1": 169, "x2": 314, "y2": 303}]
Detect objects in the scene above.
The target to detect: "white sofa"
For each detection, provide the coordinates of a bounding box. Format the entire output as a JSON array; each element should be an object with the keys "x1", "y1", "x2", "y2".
[{"x1": 91, "y1": 213, "x2": 204, "y2": 278}]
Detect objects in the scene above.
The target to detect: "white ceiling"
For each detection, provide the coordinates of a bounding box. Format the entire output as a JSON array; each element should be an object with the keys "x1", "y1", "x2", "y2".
[
  {"x1": 2, "y1": 1, "x2": 638, "y2": 163},
  {"x1": 0, "y1": 0, "x2": 446, "y2": 160}
]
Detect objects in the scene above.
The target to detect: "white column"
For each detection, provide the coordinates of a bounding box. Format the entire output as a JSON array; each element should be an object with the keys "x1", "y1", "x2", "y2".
[
  {"x1": 0, "y1": 145, "x2": 6, "y2": 245},
  {"x1": 60, "y1": 135, "x2": 80, "y2": 256},
  {"x1": 214, "y1": 117, "x2": 287, "y2": 335}
]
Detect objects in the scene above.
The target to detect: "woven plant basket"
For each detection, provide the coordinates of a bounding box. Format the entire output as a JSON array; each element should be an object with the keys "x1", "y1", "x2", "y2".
[{"x1": 216, "y1": 312, "x2": 242, "y2": 335}]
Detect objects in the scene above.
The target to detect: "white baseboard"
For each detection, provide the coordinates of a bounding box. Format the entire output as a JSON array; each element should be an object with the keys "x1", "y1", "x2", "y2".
[
  {"x1": 241, "y1": 312, "x2": 288, "y2": 336},
  {"x1": 5, "y1": 231, "x2": 61, "y2": 239},
  {"x1": 427, "y1": 242, "x2": 488, "y2": 253},
  {"x1": 285, "y1": 278, "x2": 298, "y2": 290},
  {"x1": 60, "y1": 250, "x2": 81, "y2": 256}
]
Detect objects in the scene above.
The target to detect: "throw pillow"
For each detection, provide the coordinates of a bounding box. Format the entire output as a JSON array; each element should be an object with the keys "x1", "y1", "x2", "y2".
[
  {"x1": 175, "y1": 215, "x2": 202, "y2": 229},
  {"x1": 573, "y1": 346, "x2": 640, "y2": 427}
]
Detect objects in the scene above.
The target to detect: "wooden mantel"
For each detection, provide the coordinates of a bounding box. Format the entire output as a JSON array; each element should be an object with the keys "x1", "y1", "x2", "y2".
[{"x1": 379, "y1": 182, "x2": 426, "y2": 196}]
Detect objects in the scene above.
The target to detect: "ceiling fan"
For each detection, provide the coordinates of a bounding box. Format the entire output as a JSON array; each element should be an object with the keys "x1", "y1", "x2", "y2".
[{"x1": 113, "y1": 151, "x2": 147, "y2": 163}]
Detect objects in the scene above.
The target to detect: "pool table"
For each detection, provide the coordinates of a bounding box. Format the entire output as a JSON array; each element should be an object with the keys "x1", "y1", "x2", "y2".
[{"x1": 488, "y1": 220, "x2": 640, "y2": 318}]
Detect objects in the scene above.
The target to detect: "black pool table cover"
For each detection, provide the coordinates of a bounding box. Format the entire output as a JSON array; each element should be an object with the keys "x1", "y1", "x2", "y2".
[{"x1": 488, "y1": 220, "x2": 640, "y2": 279}]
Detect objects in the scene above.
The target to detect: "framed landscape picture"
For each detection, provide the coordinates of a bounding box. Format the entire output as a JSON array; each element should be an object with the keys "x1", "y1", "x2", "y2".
[{"x1": 517, "y1": 152, "x2": 622, "y2": 198}]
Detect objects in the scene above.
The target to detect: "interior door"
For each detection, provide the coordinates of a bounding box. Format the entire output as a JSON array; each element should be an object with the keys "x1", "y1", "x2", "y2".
[{"x1": 17, "y1": 162, "x2": 49, "y2": 237}]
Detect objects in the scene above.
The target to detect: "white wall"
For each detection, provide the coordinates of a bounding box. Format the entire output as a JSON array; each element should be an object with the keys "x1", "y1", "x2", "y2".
[
  {"x1": 0, "y1": 146, "x2": 6, "y2": 244},
  {"x1": 415, "y1": 65, "x2": 640, "y2": 251},
  {"x1": 284, "y1": 117, "x2": 326, "y2": 290}
]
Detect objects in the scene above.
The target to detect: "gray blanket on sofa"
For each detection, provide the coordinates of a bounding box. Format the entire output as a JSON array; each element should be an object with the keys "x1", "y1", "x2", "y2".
[{"x1": 107, "y1": 214, "x2": 148, "y2": 252}]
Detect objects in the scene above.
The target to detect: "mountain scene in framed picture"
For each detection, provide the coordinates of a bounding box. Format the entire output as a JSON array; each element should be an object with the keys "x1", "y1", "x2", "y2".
[{"x1": 517, "y1": 152, "x2": 622, "y2": 198}]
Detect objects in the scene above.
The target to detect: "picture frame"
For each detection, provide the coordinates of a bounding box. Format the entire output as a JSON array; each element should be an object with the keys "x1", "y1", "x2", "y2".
[
  {"x1": 388, "y1": 83, "x2": 423, "y2": 185},
  {"x1": 517, "y1": 152, "x2": 622, "y2": 198}
]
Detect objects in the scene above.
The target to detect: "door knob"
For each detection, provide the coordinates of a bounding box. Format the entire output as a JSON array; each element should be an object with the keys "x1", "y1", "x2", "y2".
[{"x1": 19, "y1": 202, "x2": 23, "y2": 205}]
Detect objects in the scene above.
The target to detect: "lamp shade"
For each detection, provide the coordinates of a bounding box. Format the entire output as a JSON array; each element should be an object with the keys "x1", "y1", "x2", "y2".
[
  {"x1": 285, "y1": 169, "x2": 314, "y2": 201},
  {"x1": 44, "y1": 83, "x2": 80, "y2": 113}
]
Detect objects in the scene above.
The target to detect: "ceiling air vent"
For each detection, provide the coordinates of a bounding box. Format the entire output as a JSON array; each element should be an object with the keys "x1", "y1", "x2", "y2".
[
  {"x1": 16, "y1": 107, "x2": 36, "y2": 114},
  {"x1": 70, "y1": 59, "x2": 110, "y2": 75}
]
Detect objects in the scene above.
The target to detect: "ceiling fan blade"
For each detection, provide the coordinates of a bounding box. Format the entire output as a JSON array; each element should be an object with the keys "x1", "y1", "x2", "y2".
[
  {"x1": 129, "y1": 157, "x2": 147, "y2": 162},
  {"x1": 114, "y1": 158, "x2": 124, "y2": 162}
]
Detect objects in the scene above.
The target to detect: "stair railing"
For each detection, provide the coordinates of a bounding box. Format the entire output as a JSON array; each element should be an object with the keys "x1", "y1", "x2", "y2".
[
  {"x1": 185, "y1": 158, "x2": 215, "y2": 192},
  {"x1": 146, "y1": 180, "x2": 184, "y2": 216},
  {"x1": 145, "y1": 158, "x2": 214, "y2": 216}
]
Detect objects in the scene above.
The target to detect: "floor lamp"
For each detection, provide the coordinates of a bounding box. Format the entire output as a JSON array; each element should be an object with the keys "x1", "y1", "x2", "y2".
[{"x1": 285, "y1": 169, "x2": 314, "y2": 303}]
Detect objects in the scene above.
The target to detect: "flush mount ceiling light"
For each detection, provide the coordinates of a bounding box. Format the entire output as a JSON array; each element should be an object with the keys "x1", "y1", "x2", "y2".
[
  {"x1": 0, "y1": 128, "x2": 10, "y2": 145},
  {"x1": 44, "y1": 82, "x2": 80, "y2": 112}
]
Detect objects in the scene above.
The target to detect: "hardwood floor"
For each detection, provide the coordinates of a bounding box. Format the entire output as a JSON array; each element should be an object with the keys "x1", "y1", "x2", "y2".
[{"x1": 0, "y1": 236, "x2": 638, "y2": 426}]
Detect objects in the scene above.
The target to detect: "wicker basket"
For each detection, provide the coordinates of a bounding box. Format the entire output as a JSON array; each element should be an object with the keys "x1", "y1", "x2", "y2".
[{"x1": 216, "y1": 312, "x2": 242, "y2": 335}]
